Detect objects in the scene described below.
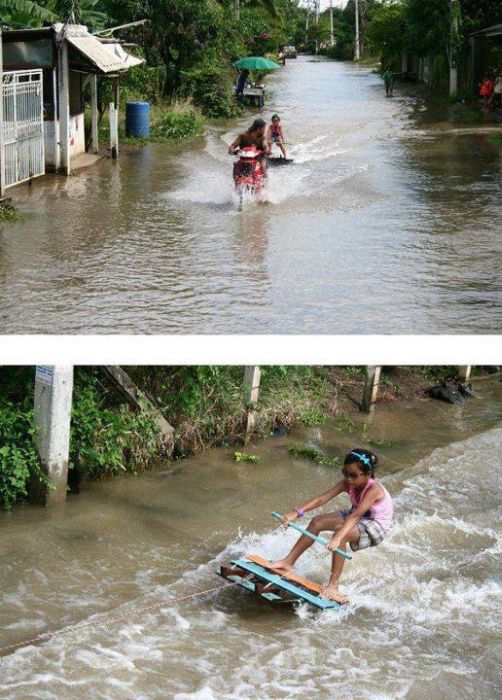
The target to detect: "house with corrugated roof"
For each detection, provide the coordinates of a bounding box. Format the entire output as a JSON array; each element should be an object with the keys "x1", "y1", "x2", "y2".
[{"x1": 0, "y1": 22, "x2": 143, "y2": 193}]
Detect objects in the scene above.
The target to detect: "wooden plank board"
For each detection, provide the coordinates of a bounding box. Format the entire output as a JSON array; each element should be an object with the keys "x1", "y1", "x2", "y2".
[
  {"x1": 230, "y1": 559, "x2": 339, "y2": 610},
  {"x1": 216, "y1": 565, "x2": 290, "y2": 603},
  {"x1": 245, "y1": 554, "x2": 323, "y2": 594}
]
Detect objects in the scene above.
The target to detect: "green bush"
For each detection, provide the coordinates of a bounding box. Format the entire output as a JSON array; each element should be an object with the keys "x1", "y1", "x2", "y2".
[
  {"x1": 152, "y1": 108, "x2": 202, "y2": 141},
  {"x1": 70, "y1": 371, "x2": 162, "y2": 479},
  {"x1": 180, "y1": 64, "x2": 240, "y2": 119},
  {"x1": 0, "y1": 396, "x2": 47, "y2": 509}
]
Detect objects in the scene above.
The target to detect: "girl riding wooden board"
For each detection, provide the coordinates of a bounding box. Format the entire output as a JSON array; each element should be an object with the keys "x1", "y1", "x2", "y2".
[{"x1": 272, "y1": 448, "x2": 394, "y2": 603}]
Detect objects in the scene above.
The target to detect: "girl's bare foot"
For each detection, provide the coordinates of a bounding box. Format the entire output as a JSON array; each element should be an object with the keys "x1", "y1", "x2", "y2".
[
  {"x1": 270, "y1": 558, "x2": 294, "y2": 572},
  {"x1": 320, "y1": 584, "x2": 349, "y2": 604}
]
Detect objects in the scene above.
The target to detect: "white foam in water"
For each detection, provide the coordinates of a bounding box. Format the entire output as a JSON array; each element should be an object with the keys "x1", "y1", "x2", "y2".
[{"x1": 165, "y1": 131, "x2": 350, "y2": 211}]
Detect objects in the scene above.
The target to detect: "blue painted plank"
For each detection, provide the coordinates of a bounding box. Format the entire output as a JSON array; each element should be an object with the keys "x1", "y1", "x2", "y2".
[
  {"x1": 231, "y1": 559, "x2": 340, "y2": 610},
  {"x1": 216, "y1": 566, "x2": 285, "y2": 602}
]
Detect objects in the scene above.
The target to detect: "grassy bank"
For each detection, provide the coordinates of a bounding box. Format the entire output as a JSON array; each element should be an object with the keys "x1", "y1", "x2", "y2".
[{"x1": 1, "y1": 365, "x2": 495, "y2": 509}]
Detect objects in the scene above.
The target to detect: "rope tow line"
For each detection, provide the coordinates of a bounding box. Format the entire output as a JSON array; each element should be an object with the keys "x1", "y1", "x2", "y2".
[
  {"x1": 2, "y1": 514, "x2": 351, "y2": 656},
  {"x1": 0, "y1": 581, "x2": 237, "y2": 657}
]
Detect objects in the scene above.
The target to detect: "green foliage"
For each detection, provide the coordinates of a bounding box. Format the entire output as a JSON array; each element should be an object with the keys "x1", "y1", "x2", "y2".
[
  {"x1": 298, "y1": 407, "x2": 326, "y2": 426},
  {"x1": 366, "y1": 1, "x2": 407, "y2": 69},
  {"x1": 128, "y1": 366, "x2": 334, "y2": 456},
  {"x1": 288, "y1": 444, "x2": 338, "y2": 467},
  {"x1": 0, "y1": 0, "x2": 57, "y2": 28},
  {"x1": 0, "y1": 203, "x2": 25, "y2": 223},
  {"x1": 118, "y1": 59, "x2": 166, "y2": 104},
  {"x1": 152, "y1": 108, "x2": 202, "y2": 141},
  {"x1": 363, "y1": 0, "x2": 502, "y2": 92},
  {"x1": 70, "y1": 370, "x2": 161, "y2": 479},
  {"x1": 0, "y1": 394, "x2": 47, "y2": 510},
  {"x1": 234, "y1": 451, "x2": 261, "y2": 462},
  {"x1": 486, "y1": 133, "x2": 502, "y2": 145},
  {"x1": 180, "y1": 64, "x2": 241, "y2": 118}
]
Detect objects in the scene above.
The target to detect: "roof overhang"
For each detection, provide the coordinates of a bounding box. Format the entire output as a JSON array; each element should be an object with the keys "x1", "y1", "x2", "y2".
[
  {"x1": 1, "y1": 23, "x2": 144, "y2": 74},
  {"x1": 66, "y1": 35, "x2": 144, "y2": 74},
  {"x1": 55, "y1": 24, "x2": 143, "y2": 74}
]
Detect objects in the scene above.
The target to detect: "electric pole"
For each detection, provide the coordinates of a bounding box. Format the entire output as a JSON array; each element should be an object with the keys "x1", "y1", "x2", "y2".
[
  {"x1": 354, "y1": 0, "x2": 360, "y2": 61},
  {"x1": 330, "y1": 1, "x2": 334, "y2": 48}
]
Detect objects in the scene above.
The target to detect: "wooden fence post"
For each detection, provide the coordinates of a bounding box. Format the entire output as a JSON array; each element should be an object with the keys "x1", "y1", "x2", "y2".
[
  {"x1": 362, "y1": 366, "x2": 381, "y2": 413},
  {"x1": 244, "y1": 366, "x2": 261, "y2": 444},
  {"x1": 100, "y1": 366, "x2": 174, "y2": 452}
]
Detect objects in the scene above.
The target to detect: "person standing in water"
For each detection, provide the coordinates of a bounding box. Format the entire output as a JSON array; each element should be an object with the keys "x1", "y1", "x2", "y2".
[
  {"x1": 272, "y1": 449, "x2": 394, "y2": 603},
  {"x1": 235, "y1": 69, "x2": 249, "y2": 101},
  {"x1": 383, "y1": 68, "x2": 395, "y2": 96},
  {"x1": 267, "y1": 114, "x2": 287, "y2": 158}
]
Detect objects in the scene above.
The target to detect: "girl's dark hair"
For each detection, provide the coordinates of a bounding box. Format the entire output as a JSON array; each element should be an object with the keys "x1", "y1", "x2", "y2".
[
  {"x1": 271, "y1": 114, "x2": 280, "y2": 120},
  {"x1": 249, "y1": 118, "x2": 266, "y2": 132},
  {"x1": 344, "y1": 449, "x2": 378, "y2": 476}
]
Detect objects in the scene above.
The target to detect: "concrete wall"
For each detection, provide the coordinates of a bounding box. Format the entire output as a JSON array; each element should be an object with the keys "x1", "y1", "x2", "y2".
[{"x1": 44, "y1": 113, "x2": 85, "y2": 167}]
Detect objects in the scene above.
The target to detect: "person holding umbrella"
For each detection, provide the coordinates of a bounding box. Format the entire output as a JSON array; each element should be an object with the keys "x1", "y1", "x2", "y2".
[{"x1": 233, "y1": 56, "x2": 281, "y2": 108}]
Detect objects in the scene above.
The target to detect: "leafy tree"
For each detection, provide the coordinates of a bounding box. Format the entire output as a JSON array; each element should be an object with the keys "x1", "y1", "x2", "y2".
[
  {"x1": 366, "y1": 1, "x2": 407, "y2": 69},
  {"x1": 0, "y1": 0, "x2": 57, "y2": 27}
]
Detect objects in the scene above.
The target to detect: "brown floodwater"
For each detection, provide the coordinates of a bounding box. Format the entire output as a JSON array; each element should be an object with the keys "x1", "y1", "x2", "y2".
[
  {"x1": 1, "y1": 378, "x2": 501, "y2": 698},
  {"x1": 0, "y1": 58, "x2": 501, "y2": 333}
]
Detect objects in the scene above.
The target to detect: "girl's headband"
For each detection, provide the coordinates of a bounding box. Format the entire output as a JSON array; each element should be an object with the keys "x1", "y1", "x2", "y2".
[{"x1": 350, "y1": 451, "x2": 372, "y2": 468}]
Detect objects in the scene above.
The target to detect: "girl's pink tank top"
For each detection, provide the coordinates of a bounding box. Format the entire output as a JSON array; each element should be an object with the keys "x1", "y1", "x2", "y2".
[{"x1": 349, "y1": 478, "x2": 393, "y2": 530}]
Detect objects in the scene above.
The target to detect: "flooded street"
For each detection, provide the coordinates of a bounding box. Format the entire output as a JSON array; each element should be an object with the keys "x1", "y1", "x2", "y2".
[
  {"x1": 1, "y1": 379, "x2": 502, "y2": 698},
  {"x1": 0, "y1": 57, "x2": 500, "y2": 333}
]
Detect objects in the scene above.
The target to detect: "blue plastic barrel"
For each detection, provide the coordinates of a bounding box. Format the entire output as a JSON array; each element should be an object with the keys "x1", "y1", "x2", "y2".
[{"x1": 125, "y1": 102, "x2": 150, "y2": 138}]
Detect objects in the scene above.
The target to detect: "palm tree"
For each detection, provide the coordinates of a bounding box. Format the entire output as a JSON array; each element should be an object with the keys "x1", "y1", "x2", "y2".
[{"x1": 0, "y1": 0, "x2": 57, "y2": 28}]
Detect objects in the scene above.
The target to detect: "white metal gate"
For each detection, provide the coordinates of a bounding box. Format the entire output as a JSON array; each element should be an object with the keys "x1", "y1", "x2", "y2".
[{"x1": 1, "y1": 70, "x2": 45, "y2": 188}]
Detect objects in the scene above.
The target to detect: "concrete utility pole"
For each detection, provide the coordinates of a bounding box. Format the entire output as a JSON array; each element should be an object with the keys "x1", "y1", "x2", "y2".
[
  {"x1": 244, "y1": 365, "x2": 261, "y2": 444},
  {"x1": 32, "y1": 366, "x2": 74, "y2": 506},
  {"x1": 458, "y1": 366, "x2": 472, "y2": 383},
  {"x1": 449, "y1": 0, "x2": 459, "y2": 95},
  {"x1": 330, "y1": 1, "x2": 335, "y2": 48},
  {"x1": 305, "y1": 2, "x2": 310, "y2": 46},
  {"x1": 0, "y1": 26, "x2": 5, "y2": 198},
  {"x1": 57, "y1": 37, "x2": 71, "y2": 174},
  {"x1": 354, "y1": 0, "x2": 360, "y2": 61},
  {"x1": 362, "y1": 366, "x2": 381, "y2": 413},
  {"x1": 90, "y1": 74, "x2": 99, "y2": 153},
  {"x1": 234, "y1": 0, "x2": 240, "y2": 22}
]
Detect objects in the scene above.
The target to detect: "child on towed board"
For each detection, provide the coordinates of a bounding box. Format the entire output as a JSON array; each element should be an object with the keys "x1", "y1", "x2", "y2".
[
  {"x1": 267, "y1": 114, "x2": 287, "y2": 158},
  {"x1": 272, "y1": 448, "x2": 394, "y2": 604}
]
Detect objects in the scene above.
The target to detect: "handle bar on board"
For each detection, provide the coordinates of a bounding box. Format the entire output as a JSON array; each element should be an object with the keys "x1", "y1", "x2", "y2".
[{"x1": 271, "y1": 511, "x2": 352, "y2": 560}]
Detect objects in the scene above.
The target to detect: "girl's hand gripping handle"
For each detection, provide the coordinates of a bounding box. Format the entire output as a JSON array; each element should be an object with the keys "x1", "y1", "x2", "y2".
[{"x1": 272, "y1": 511, "x2": 352, "y2": 560}]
